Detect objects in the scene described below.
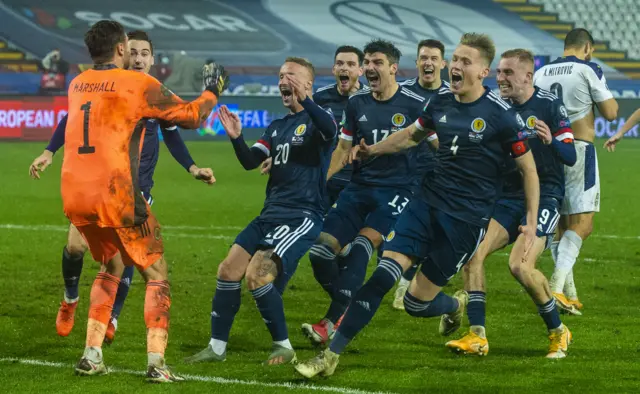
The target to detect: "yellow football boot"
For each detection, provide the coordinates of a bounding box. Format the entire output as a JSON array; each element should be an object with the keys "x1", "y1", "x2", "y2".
[
  {"x1": 546, "y1": 324, "x2": 572, "y2": 359},
  {"x1": 445, "y1": 331, "x2": 489, "y2": 356}
]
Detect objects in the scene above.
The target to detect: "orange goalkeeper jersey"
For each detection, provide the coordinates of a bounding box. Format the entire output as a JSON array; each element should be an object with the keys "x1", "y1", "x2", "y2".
[{"x1": 61, "y1": 64, "x2": 216, "y2": 227}]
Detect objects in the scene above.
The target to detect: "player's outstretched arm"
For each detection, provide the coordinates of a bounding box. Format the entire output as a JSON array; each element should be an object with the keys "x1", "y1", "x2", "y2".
[
  {"x1": 514, "y1": 149, "x2": 540, "y2": 263},
  {"x1": 604, "y1": 108, "x2": 640, "y2": 152},
  {"x1": 29, "y1": 114, "x2": 67, "y2": 179},
  {"x1": 141, "y1": 63, "x2": 229, "y2": 129},
  {"x1": 219, "y1": 105, "x2": 267, "y2": 170},
  {"x1": 160, "y1": 123, "x2": 215, "y2": 184},
  {"x1": 534, "y1": 119, "x2": 576, "y2": 166},
  {"x1": 327, "y1": 138, "x2": 351, "y2": 180},
  {"x1": 367, "y1": 123, "x2": 426, "y2": 157}
]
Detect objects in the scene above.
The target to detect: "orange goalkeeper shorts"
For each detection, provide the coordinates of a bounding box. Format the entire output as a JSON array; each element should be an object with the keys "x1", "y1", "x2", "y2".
[{"x1": 77, "y1": 213, "x2": 164, "y2": 270}]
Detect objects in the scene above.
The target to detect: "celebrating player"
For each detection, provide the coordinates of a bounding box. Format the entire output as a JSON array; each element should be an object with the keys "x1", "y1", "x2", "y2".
[
  {"x1": 392, "y1": 39, "x2": 451, "y2": 310},
  {"x1": 185, "y1": 57, "x2": 337, "y2": 366},
  {"x1": 301, "y1": 39, "x2": 426, "y2": 347},
  {"x1": 313, "y1": 45, "x2": 365, "y2": 207},
  {"x1": 45, "y1": 20, "x2": 226, "y2": 382},
  {"x1": 534, "y1": 28, "x2": 619, "y2": 313},
  {"x1": 295, "y1": 33, "x2": 538, "y2": 379},
  {"x1": 29, "y1": 30, "x2": 215, "y2": 345},
  {"x1": 446, "y1": 49, "x2": 576, "y2": 358}
]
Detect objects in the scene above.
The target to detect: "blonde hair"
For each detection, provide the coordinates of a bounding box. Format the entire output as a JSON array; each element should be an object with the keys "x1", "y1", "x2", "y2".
[
  {"x1": 285, "y1": 56, "x2": 315, "y2": 80},
  {"x1": 459, "y1": 33, "x2": 496, "y2": 66},
  {"x1": 501, "y1": 48, "x2": 535, "y2": 71}
]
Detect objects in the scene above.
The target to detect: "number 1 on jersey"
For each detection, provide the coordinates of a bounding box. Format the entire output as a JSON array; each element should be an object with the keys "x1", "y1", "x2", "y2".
[{"x1": 78, "y1": 101, "x2": 96, "y2": 154}]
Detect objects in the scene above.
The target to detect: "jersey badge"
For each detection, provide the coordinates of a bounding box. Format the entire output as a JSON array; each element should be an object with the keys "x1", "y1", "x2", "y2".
[
  {"x1": 292, "y1": 124, "x2": 306, "y2": 145},
  {"x1": 294, "y1": 124, "x2": 307, "y2": 136},
  {"x1": 386, "y1": 230, "x2": 396, "y2": 242},
  {"x1": 471, "y1": 118, "x2": 486, "y2": 133},
  {"x1": 469, "y1": 117, "x2": 486, "y2": 143},
  {"x1": 392, "y1": 113, "x2": 406, "y2": 128},
  {"x1": 272, "y1": 130, "x2": 278, "y2": 137},
  {"x1": 526, "y1": 115, "x2": 537, "y2": 129}
]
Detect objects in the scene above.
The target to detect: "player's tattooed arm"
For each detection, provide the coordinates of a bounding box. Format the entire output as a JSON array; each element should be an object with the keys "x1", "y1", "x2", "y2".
[{"x1": 327, "y1": 138, "x2": 352, "y2": 180}]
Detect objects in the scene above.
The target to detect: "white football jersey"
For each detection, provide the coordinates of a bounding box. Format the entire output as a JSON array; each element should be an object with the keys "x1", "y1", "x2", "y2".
[{"x1": 533, "y1": 56, "x2": 613, "y2": 123}]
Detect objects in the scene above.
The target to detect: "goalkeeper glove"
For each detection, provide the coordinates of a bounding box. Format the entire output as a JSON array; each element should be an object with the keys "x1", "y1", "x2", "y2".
[{"x1": 202, "y1": 62, "x2": 229, "y2": 98}]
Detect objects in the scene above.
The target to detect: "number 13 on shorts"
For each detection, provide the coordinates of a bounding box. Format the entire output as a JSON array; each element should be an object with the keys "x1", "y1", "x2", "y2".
[{"x1": 388, "y1": 195, "x2": 409, "y2": 215}]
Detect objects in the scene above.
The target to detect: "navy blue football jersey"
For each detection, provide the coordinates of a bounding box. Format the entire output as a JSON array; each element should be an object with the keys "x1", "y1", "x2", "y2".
[
  {"x1": 399, "y1": 78, "x2": 452, "y2": 178},
  {"x1": 341, "y1": 86, "x2": 425, "y2": 188},
  {"x1": 139, "y1": 119, "x2": 169, "y2": 193},
  {"x1": 416, "y1": 87, "x2": 530, "y2": 227},
  {"x1": 501, "y1": 87, "x2": 573, "y2": 200},
  {"x1": 313, "y1": 82, "x2": 368, "y2": 183},
  {"x1": 252, "y1": 109, "x2": 335, "y2": 219}
]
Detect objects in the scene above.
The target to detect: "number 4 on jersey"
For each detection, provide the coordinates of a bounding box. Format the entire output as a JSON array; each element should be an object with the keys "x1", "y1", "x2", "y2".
[{"x1": 450, "y1": 135, "x2": 459, "y2": 156}]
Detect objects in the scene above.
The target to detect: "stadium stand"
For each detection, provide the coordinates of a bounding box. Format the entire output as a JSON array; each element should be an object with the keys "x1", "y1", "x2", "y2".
[
  {"x1": 495, "y1": 0, "x2": 640, "y2": 77},
  {"x1": 0, "y1": 38, "x2": 39, "y2": 72},
  {"x1": 0, "y1": 0, "x2": 636, "y2": 94}
]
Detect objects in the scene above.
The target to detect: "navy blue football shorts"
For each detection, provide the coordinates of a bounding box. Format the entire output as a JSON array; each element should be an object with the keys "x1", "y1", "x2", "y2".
[
  {"x1": 492, "y1": 196, "x2": 561, "y2": 249},
  {"x1": 234, "y1": 212, "x2": 322, "y2": 290},
  {"x1": 385, "y1": 197, "x2": 486, "y2": 287},
  {"x1": 322, "y1": 183, "x2": 412, "y2": 247}
]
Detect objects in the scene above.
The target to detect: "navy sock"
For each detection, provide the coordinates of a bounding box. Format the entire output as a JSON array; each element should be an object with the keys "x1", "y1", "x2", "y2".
[
  {"x1": 402, "y1": 264, "x2": 418, "y2": 281},
  {"x1": 211, "y1": 279, "x2": 241, "y2": 341},
  {"x1": 538, "y1": 299, "x2": 562, "y2": 330},
  {"x1": 328, "y1": 257, "x2": 402, "y2": 354},
  {"x1": 111, "y1": 265, "x2": 135, "y2": 320},
  {"x1": 309, "y1": 244, "x2": 339, "y2": 297},
  {"x1": 403, "y1": 291, "x2": 458, "y2": 318},
  {"x1": 62, "y1": 246, "x2": 84, "y2": 300},
  {"x1": 325, "y1": 236, "x2": 373, "y2": 323},
  {"x1": 467, "y1": 291, "x2": 486, "y2": 327},
  {"x1": 251, "y1": 283, "x2": 289, "y2": 342}
]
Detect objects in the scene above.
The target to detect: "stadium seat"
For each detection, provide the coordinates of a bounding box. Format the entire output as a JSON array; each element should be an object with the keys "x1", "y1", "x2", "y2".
[{"x1": 536, "y1": 0, "x2": 639, "y2": 60}]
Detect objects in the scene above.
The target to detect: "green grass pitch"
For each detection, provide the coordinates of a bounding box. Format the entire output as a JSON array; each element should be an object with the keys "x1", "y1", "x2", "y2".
[{"x1": 0, "y1": 140, "x2": 638, "y2": 393}]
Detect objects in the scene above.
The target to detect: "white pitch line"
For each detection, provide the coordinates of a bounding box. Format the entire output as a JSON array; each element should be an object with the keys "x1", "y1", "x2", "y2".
[
  {"x1": 1, "y1": 223, "x2": 639, "y2": 242},
  {"x1": 0, "y1": 224, "x2": 235, "y2": 241},
  {"x1": 0, "y1": 358, "x2": 395, "y2": 394}
]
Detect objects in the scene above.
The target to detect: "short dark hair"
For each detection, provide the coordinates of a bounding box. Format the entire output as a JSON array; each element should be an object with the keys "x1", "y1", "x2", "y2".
[
  {"x1": 564, "y1": 28, "x2": 594, "y2": 50},
  {"x1": 459, "y1": 33, "x2": 495, "y2": 66},
  {"x1": 127, "y1": 30, "x2": 153, "y2": 55},
  {"x1": 84, "y1": 20, "x2": 126, "y2": 64},
  {"x1": 363, "y1": 39, "x2": 401, "y2": 65},
  {"x1": 417, "y1": 39, "x2": 445, "y2": 58},
  {"x1": 334, "y1": 45, "x2": 364, "y2": 64},
  {"x1": 285, "y1": 56, "x2": 316, "y2": 80}
]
